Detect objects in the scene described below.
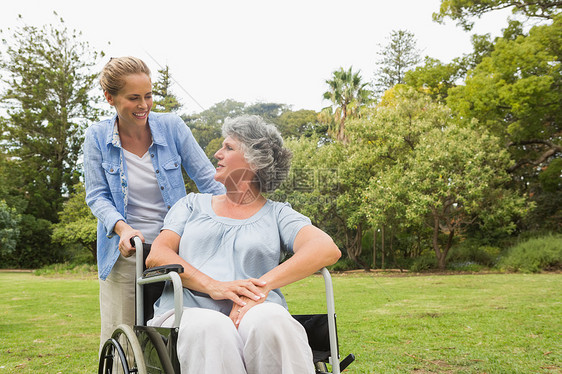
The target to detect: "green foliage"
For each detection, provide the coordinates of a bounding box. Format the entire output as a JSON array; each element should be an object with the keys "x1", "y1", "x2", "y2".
[
  {"x1": 0, "y1": 200, "x2": 20, "y2": 256},
  {"x1": 539, "y1": 158, "x2": 562, "y2": 192},
  {"x1": 33, "y1": 262, "x2": 97, "y2": 276},
  {"x1": 0, "y1": 13, "x2": 104, "y2": 222},
  {"x1": 522, "y1": 190, "x2": 562, "y2": 231},
  {"x1": 0, "y1": 214, "x2": 57, "y2": 269},
  {"x1": 152, "y1": 65, "x2": 182, "y2": 113},
  {"x1": 433, "y1": 0, "x2": 560, "y2": 31},
  {"x1": 204, "y1": 137, "x2": 224, "y2": 164},
  {"x1": 280, "y1": 87, "x2": 530, "y2": 270},
  {"x1": 447, "y1": 239, "x2": 502, "y2": 267},
  {"x1": 322, "y1": 66, "x2": 371, "y2": 141},
  {"x1": 273, "y1": 136, "x2": 358, "y2": 266},
  {"x1": 408, "y1": 15, "x2": 561, "y2": 234},
  {"x1": 498, "y1": 234, "x2": 562, "y2": 272},
  {"x1": 351, "y1": 87, "x2": 528, "y2": 269},
  {"x1": 404, "y1": 56, "x2": 463, "y2": 101},
  {"x1": 447, "y1": 15, "x2": 562, "y2": 171},
  {"x1": 275, "y1": 136, "x2": 341, "y2": 225},
  {"x1": 405, "y1": 22, "x2": 523, "y2": 102},
  {"x1": 52, "y1": 182, "x2": 97, "y2": 264},
  {"x1": 409, "y1": 253, "x2": 439, "y2": 272},
  {"x1": 245, "y1": 102, "x2": 289, "y2": 121},
  {"x1": 0, "y1": 4, "x2": 559, "y2": 274},
  {"x1": 276, "y1": 109, "x2": 325, "y2": 139},
  {"x1": 327, "y1": 257, "x2": 358, "y2": 272},
  {"x1": 184, "y1": 99, "x2": 297, "y2": 151},
  {"x1": 374, "y1": 29, "x2": 421, "y2": 96}
]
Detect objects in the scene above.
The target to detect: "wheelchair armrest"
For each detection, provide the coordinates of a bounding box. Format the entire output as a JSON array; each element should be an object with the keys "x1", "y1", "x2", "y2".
[
  {"x1": 132, "y1": 235, "x2": 185, "y2": 328},
  {"x1": 137, "y1": 270, "x2": 184, "y2": 328},
  {"x1": 143, "y1": 264, "x2": 184, "y2": 279}
]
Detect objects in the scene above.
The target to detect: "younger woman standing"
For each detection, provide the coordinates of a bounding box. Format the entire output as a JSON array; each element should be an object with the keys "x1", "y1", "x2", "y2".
[{"x1": 83, "y1": 56, "x2": 224, "y2": 347}]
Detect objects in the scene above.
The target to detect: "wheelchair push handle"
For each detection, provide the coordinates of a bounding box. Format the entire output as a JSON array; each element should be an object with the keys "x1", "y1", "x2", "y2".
[{"x1": 130, "y1": 236, "x2": 143, "y2": 249}]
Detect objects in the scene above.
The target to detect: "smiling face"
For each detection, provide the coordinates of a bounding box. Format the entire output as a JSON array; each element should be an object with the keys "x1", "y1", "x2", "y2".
[
  {"x1": 104, "y1": 73, "x2": 153, "y2": 128},
  {"x1": 213, "y1": 136, "x2": 255, "y2": 187}
]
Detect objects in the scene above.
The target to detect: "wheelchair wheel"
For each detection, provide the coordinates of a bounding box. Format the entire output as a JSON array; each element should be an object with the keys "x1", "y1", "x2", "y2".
[{"x1": 99, "y1": 324, "x2": 147, "y2": 374}]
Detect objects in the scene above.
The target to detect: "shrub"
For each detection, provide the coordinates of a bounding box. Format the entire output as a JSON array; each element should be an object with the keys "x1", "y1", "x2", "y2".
[
  {"x1": 329, "y1": 257, "x2": 357, "y2": 272},
  {"x1": 0, "y1": 214, "x2": 58, "y2": 269},
  {"x1": 497, "y1": 234, "x2": 562, "y2": 273},
  {"x1": 447, "y1": 261, "x2": 485, "y2": 272},
  {"x1": 410, "y1": 254, "x2": 437, "y2": 272},
  {"x1": 447, "y1": 240, "x2": 501, "y2": 268},
  {"x1": 34, "y1": 262, "x2": 97, "y2": 276}
]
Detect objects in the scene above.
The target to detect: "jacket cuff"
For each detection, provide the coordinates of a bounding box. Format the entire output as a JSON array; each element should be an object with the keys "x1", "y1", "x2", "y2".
[{"x1": 104, "y1": 212, "x2": 125, "y2": 238}]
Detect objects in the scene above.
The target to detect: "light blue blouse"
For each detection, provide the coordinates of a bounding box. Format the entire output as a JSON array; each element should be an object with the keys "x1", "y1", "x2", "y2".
[{"x1": 152, "y1": 193, "x2": 312, "y2": 318}]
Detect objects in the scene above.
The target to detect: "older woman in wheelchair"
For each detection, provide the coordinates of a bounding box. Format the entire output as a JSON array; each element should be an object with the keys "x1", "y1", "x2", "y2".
[
  {"x1": 99, "y1": 114, "x2": 355, "y2": 374},
  {"x1": 144, "y1": 114, "x2": 341, "y2": 374}
]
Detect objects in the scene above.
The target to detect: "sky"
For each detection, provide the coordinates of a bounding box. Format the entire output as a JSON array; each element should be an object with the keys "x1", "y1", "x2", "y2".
[{"x1": 0, "y1": 0, "x2": 515, "y2": 114}]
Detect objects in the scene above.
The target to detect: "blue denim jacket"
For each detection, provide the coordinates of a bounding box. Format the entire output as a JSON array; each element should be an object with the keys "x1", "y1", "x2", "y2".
[{"x1": 84, "y1": 112, "x2": 225, "y2": 280}]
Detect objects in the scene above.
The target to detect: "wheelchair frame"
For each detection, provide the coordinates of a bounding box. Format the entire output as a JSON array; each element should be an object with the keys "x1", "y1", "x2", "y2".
[{"x1": 98, "y1": 236, "x2": 354, "y2": 374}]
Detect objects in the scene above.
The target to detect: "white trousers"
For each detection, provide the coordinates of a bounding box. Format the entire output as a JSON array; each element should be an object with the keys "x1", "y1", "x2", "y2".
[
  {"x1": 98, "y1": 254, "x2": 136, "y2": 350},
  {"x1": 156, "y1": 303, "x2": 315, "y2": 374}
]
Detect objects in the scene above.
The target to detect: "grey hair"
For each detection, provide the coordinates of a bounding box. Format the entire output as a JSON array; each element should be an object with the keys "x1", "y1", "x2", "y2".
[{"x1": 222, "y1": 115, "x2": 292, "y2": 193}]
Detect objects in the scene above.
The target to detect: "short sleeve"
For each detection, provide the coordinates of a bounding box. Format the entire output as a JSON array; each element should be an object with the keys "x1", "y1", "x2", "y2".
[
  {"x1": 277, "y1": 203, "x2": 312, "y2": 253},
  {"x1": 161, "y1": 194, "x2": 195, "y2": 237}
]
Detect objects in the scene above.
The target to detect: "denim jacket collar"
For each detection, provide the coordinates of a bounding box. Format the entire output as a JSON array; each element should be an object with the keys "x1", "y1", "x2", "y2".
[{"x1": 104, "y1": 113, "x2": 168, "y2": 148}]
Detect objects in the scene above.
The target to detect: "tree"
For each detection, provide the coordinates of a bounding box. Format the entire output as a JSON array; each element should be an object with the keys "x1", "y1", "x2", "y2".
[
  {"x1": 183, "y1": 99, "x2": 246, "y2": 151},
  {"x1": 403, "y1": 23, "x2": 520, "y2": 102},
  {"x1": 404, "y1": 56, "x2": 463, "y2": 101},
  {"x1": 274, "y1": 136, "x2": 347, "y2": 257},
  {"x1": 322, "y1": 66, "x2": 371, "y2": 142},
  {"x1": 52, "y1": 183, "x2": 97, "y2": 263},
  {"x1": 279, "y1": 121, "x2": 380, "y2": 270},
  {"x1": 373, "y1": 30, "x2": 421, "y2": 96},
  {"x1": 350, "y1": 87, "x2": 528, "y2": 269},
  {"x1": 152, "y1": 65, "x2": 182, "y2": 113},
  {"x1": 433, "y1": 0, "x2": 561, "y2": 31},
  {"x1": 184, "y1": 100, "x2": 292, "y2": 151},
  {"x1": 276, "y1": 109, "x2": 325, "y2": 139},
  {"x1": 0, "y1": 200, "x2": 20, "y2": 258},
  {"x1": 446, "y1": 15, "x2": 562, "y2": 191},
  {"x1": 0, "y1": 13, "x2": 104, "y2": 222},
  {"x1": 245, "y1": 102, "x2": 288, "y2": 121}
]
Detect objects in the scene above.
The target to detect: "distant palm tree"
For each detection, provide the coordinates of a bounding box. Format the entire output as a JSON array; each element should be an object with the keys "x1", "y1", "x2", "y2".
[{"x1": 323, "y1": 67, "x2": 371, "y2": 142}]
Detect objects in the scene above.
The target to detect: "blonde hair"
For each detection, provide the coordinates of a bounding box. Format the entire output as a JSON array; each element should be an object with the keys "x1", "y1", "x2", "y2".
[{"x1": 99, "y1": 56, "x2": 151, "y2": 95}]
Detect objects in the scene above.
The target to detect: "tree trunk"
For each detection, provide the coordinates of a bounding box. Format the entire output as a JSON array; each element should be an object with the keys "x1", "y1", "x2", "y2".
[
  {"x1": 372, "y1": 228, "x2": 377, "y2": 269},
  {"x1": 90, "y1": 241, "x2": 97, "y2": 264},
  {"x1": 381, "y1": 225, "x2": 386, "y2": 270},
  {"x1": 337, "y1": 105, "x2": 348, "y2": 143},
  {"x1": 347, "y1": 224, "x2": 370, "y2": 271},
  {"x1": 389, "y1": 228, "x2": 402, "y2": 272},
  {"x1": 432, "y1": 215, "x2": 455, "y2": 270}
]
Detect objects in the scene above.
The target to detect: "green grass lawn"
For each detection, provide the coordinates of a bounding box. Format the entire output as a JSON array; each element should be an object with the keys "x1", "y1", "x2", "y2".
[{"x1": 1, "y1": 271, "x2": 561, "y2": 373}]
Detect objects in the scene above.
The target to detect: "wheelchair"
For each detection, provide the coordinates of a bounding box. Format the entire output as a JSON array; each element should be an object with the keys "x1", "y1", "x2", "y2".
[{"x1": 99, "y1": 237, "x2": 355, "y2": 374}]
